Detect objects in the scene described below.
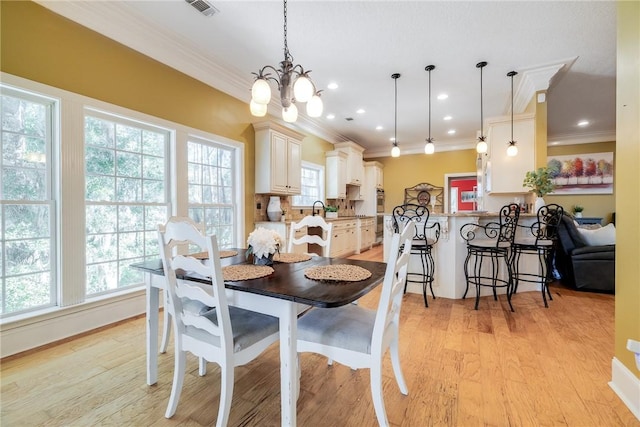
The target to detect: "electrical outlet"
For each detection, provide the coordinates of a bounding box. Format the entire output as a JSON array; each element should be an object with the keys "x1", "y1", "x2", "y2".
[{"x1": 257, "y1": 202, "x2": 261, "y2": 209}]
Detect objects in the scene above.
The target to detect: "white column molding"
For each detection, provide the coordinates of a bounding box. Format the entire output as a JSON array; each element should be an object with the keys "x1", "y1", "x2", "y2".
[{"x1": 513, "y1": 57, "x2": 578, "y2": 113}]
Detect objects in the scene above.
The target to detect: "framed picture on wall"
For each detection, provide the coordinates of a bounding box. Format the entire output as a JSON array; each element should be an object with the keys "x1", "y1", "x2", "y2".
[{"x1": 547, "y1": 152, "x2": 614, "y2": 195}]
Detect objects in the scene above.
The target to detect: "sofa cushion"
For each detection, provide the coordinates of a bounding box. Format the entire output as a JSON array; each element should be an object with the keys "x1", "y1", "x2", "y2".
[{"x1": 577, "y1": 223, "x2": 616, "y2": 246}]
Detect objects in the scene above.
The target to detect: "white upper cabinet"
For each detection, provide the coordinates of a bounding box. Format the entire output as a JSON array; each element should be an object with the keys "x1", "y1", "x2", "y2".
[
  {"x1": 253, "y1": 122, "x2": 303, "y2": 195},
  {"x1": 334, "y1": 141, "x2": 364, "y2": 186},
  {"x1": 325, "y1": 150, "x2": 348, "y2": 199},
  {"x1": 356, "y1": 161, "x2": 383, "y2": 216},
  {"x1": 485, "y1": 113, "x2": 535, "y2": 194}
]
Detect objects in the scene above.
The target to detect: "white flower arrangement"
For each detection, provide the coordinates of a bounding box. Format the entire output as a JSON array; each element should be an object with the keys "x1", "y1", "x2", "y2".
[{"x1": 247, "y1": 227, "x2": 283, "y2": 259}]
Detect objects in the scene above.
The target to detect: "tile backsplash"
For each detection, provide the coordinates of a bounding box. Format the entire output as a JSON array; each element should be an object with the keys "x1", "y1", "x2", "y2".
[{"x1": 254, "y1": 194, "x2": 358, "y2": 223}]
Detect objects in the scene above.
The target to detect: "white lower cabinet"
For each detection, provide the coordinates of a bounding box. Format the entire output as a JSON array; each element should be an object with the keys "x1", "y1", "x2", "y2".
[
  {"x1": 329, "y1": 219, "x2": 358, "y2": 258},
  {"x1": 254, "y1": 222, "x2": 307, "y2": 254},
  {"x1": 358, "y1": 218, "x2": 375, "y2": 253}
]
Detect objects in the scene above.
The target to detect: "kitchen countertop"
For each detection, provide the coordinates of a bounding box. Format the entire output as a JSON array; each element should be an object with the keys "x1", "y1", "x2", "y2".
[{"x1": 255, "y1": 216, "x2": 375, "y2": 226}]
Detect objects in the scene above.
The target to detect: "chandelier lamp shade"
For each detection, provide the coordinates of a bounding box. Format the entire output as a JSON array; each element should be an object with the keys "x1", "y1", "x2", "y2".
[
  {"x1": 424, "y1": 65, "x2": 436, "y2": 155},
  {"x1": 391, "y1": 73, "x2": 401, "y2": 157},
  {"x1": 506, "y1": 70, "x2": 519, "y2": 157},
  {"x1": 249, "y1": 0, "x2": 323, "y2": 123},
  {"x1": 476, "y1": 61, "x2": 488, "y2": 154}
]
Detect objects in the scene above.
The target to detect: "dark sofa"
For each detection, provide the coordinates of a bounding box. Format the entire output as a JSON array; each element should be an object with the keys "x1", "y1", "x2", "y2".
[{"x1": 555, "y1": 214, "x2": 615, "y2": 293}]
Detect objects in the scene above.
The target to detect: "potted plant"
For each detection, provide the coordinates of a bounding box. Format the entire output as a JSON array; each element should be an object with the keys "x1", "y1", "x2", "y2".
[
  {"x1": 325, "y1": 205, "x2": 338, "y2": 219},
  {"x1": 573, "y1": 205, "x2": 584, "y2": 218},
  {"x1": 523, "y1": 167, "x2": 555, "y2": 212}
]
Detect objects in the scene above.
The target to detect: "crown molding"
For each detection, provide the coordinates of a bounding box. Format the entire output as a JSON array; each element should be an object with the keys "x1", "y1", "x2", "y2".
[
  {"x1": 513, "y1": 57, "x2": 578, "y2": 113},
  {"x1": 548, "y1": 130, "x2": 616, "y2": 146}
]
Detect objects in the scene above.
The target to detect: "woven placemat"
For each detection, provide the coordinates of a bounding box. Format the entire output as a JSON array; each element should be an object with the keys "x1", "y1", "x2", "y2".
[
  {"x1": 191, "y1": 250, "x2": 238, "y2": 260},
  {"x1": 273, "y1": 253, "x2": 312, "y2": 263},
  {"x1": 222, "y1": 265, "x2": 273, "y2": 281},
  {"x1": 304, "y1": 265, "x2": 372, "y2": 282}
]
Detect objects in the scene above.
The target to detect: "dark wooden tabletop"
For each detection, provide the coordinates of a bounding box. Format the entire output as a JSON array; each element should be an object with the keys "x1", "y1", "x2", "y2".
[{"x1": 131, "y1": 249, "x2": 387, "y2": 308}]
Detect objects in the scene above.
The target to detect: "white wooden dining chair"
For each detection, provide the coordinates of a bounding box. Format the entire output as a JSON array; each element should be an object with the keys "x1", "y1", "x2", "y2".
[
  {"x1": 158, "y1": 217, "x2": 279, "y2": 425},
  {"x1": 296, "y1": 223, "x2": 413, "y2": 426},
  {"x1": 287, "y1": 215, "x2": 333, "y2": 256}
]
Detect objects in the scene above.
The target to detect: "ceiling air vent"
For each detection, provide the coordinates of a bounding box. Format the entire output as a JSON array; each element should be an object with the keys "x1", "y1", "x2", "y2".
[{"x1": 185, "y1": 0, "x2": 219, "y2": 17}]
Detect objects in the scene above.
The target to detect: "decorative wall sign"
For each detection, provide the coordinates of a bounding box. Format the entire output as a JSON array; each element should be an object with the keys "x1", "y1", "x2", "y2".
[
  {"x1": 404, "y1": 182, "x2": 444, "y2": 212},
  {"x1": 547, "y1": 152, "x2": 613, "y2": 194}
]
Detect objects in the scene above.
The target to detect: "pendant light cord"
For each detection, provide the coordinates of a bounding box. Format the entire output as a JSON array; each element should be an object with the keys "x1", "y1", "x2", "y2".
[
  {"x1": 428, "y1": 67, "x2": 432, "y2": 140},
  {"x1": 392, "y1": 73, "x2": 400, "y2": 146}
]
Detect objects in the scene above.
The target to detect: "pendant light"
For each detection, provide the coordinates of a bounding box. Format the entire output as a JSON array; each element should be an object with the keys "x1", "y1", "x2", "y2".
[
  {"x1": 476, "y1": 61, "x2": 488, "y2": 154},
  {"x1": 424, "y1": 65, "x2": 436, "y2": 155},
  {"x1": 506, "y1": 70, "x2": 519, "y2": 157},
  {"x1": 391, "y1": 73, "x2": 401, "y2": 157}
]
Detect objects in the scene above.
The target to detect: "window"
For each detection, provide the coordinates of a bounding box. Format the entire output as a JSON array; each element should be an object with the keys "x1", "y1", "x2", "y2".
[
  {"x1": 1, "y1": 89, "x2": 56, "y2": 316},
  {"x1": 84, "y1": 111, "x2": 169, "y2": 296},
  {"x1": 292, "y1": 161, "x2": 324, "y2": 207},
  {"x1": 187, "y1": 138, "x2": 237, "y2": 248}
]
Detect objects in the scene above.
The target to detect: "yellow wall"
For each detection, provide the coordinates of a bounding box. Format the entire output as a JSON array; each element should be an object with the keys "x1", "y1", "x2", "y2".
[
  {"x1": 545, "y1": 141, "x2": 616, "y2": 223},
  {"x1": 376, "y1": 149, "x2": 477, "y2": 211},
  {"x1": 615, "y1": 0, "x2": 640, "y2": 380},
  {"x1": 0, "y1": 1, "x2": 333, "y2": 239}
]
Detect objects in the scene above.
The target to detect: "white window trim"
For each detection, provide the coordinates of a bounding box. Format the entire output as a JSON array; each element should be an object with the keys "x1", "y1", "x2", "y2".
[
  {"x1": 292, "y1": 161, "x2": 325, "y2": 207},
  {"x1": 0, "y1": 72, "x2": 245, "y2": 357}
]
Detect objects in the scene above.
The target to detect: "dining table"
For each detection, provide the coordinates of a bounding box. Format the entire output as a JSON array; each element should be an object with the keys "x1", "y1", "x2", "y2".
[{"x1": 131, "y1": 249, "x2": 387, "y2": 427}]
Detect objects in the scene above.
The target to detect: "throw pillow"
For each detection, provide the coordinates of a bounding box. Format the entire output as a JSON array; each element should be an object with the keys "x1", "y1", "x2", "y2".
[{"x1": 577, "y1": 223, "x2": 616, "y2": 246}]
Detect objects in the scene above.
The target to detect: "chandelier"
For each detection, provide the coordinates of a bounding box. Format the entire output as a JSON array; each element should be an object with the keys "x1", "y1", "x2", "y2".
[{"x1": 249, "y1": 0, "x2": 323, "y2": 123}]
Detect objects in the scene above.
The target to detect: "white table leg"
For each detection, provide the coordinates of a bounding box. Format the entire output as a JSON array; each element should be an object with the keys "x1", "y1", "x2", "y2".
[
  {"x1": 279, "y1": 301, "x2": 297, "y2": 426},
  {"x1": 146, "y1": 272, "x2": 160, "y2": 385}
]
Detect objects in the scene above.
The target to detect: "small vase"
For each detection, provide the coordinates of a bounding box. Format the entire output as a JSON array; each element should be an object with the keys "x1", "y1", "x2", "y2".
[
  {"x1": 267, "y1": 196, "x2": 281, "y2": 222},
  {"x1": 574, "y1": 212, "x2": 583, "y2": 218},
  {"x1": 534, "y1": 196, "x2": 545, "y2": 213},
  {"x1": 253, "y1": 253, "x2": 274, "y2": 266}
]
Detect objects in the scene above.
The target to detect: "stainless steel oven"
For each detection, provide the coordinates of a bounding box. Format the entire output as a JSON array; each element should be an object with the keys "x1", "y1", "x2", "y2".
[{"x1": 376, "y1": 189, "x2": 385, "y2": 213}]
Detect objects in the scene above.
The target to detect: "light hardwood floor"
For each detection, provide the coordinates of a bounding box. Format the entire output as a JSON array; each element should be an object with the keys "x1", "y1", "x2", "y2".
[{"x1": 2, "y1": 245, "x2": 637, "y2": 426}]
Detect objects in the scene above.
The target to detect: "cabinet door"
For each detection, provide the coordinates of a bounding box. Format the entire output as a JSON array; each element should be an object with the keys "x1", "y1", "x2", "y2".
[
  {"x1": 286, "y1": 138, "x2": 301, "y2": 194},
  {"x1": 326, "y1": 151, "x2": 347, "y2": 199},
  {"x1": 270, "y1": 132, "x2": 290, "y2": 194}
]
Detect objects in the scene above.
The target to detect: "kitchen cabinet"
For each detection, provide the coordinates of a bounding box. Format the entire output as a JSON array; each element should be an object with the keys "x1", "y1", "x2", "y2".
[
  {"x1": 253, "y1": 121, "x2": 303, "y2": 195},
  {"x1": 334, "y1": 141, "x2": 365, "y2": 186},
  {"x1": 356, "y1": 162, "x2": 384, "y2": 216},
  {"x1": 325, "y1": 150, "x2": 348, "y2": 199},
  {"x1": 329, "y1": 219, "x2": 358, "y2": 258},
  {"x1": 485, "y1": 113, "x2": 535, "y2": 194},
  {"x1": 357, "y1": 217, "x2": 375, "y2": 253}
]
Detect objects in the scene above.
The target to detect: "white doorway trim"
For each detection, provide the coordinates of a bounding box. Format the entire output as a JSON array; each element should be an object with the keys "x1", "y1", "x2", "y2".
[{"x1": 444, "y1": 172, "x2": 477, "y2": 214}]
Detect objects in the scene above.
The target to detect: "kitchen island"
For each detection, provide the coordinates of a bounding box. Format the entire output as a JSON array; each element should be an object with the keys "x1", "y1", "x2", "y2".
[{"x1": 383, "y1": 212, "x2": 540, "y2": 299}]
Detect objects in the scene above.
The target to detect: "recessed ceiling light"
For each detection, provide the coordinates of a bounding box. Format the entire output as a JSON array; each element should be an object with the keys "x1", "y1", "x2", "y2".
[
  {"x1": 356, "y1": 108, "x2": 366, "y2": 114},
  {"x1": 448, "y1": 129, "x2": 456, "y2": 135},
  {"x1": 327, "y1": 82, "x2": 339, "y2": 90},
  {"x1": 578, "y1": 120, "x2": 589, "y2": 126},
  {"x1": 376, "y1": 125, "x2": 383, "y2": 131},
  {"x1": 326, "y1": 114, "x2": 335, "y2": 120},
  {"x1": 437, "y1": 94, "x2": 448, "y2": 100},
  {"x1": 443, "y1": 115, "x2": 452, "y2": 121}
]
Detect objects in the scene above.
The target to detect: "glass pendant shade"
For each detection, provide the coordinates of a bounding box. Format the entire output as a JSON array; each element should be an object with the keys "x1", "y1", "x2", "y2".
[
  {"x1": 282, "y1": 104, "x2": 298, "y2": 122},
  {"x1": 476, "y1": 140, "x2": 488, "y2": 153},
  {"x1": 293, "y1": 76, "x2": 314, "y2": 103},
  {"x1": 424, "y1": 141, "x2": 435, "y2": 154},
  {"x1": 507, "y1": 143, "x2": 518, "y2": 157},
  {"x1": 251, "y1": 78, "x2": 272, "y2": 105},
  {"x1": 391, "y1": 145, "x2": 400, "y2": 157},
  {"x1": 306, "y1": 94, "x2": 323, "y2": 117},
  {"x1": 250, "y1": 99, "x2": 268, "y2": 117}
]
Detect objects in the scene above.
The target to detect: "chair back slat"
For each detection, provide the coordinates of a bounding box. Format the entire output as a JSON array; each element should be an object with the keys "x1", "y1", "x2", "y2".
[
  {"x1": 158, "y1": 217, "x2": 231, "y2": 349},
  {"x1": 288, "y1": 215, "x2": 333, "y2": 256},
  {"x1": 373, "y1": 222, "x2": 413, "y2": 351}
]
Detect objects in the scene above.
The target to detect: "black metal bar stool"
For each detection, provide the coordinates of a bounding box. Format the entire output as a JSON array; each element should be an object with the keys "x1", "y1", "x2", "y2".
[
  {"x1": 392, "y1": 204, "x2": 441, "y2": 307},
  {"x1": 511, "y1": 204, "x2": 564, "y2": 307},
  {"x1": 460, "y1": 204, "x2": 520, "y2": 311}
]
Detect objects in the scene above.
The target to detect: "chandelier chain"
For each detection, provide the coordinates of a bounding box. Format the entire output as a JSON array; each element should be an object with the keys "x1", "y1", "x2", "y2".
[{"x1": 283, "y1": 0, "x2": 289, "y2": 59}]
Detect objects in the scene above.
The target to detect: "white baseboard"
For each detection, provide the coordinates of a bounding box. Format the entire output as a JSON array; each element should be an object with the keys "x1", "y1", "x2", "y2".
[
  {"x1": 609, "y1": 357, "x2": 640, "y2": 421},
  {"x1": 0, "y1": 290, "x2": 147, "y2": 358}
]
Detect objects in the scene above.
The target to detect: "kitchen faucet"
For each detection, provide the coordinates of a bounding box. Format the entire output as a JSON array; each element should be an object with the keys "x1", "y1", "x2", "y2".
[{"x1": 312, "y1": 200, "x2": 326, "y2": 217}]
